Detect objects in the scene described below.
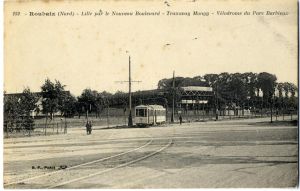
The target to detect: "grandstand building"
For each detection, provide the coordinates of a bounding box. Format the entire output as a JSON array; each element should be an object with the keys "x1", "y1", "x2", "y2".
[{"x1": 179, "y1": 86, "x2": 214, "y2": 110}]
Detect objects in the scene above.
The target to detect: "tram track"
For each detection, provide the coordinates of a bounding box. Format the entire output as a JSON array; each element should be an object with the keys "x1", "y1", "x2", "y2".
[
  {"x1": 48, "y1": 138, "x2": 173, "y2": 188},
  {"x1": 6, "y1": 138, "x2": 173, "y2": 188},
  {"x1": 4, "y1": 117, "x2": 297, "y2": 188},
  {"x1": 5, "y1": 131, "x2": 174, "y2": 189},
  {"x1": 4, "y1": 133, "x2": 153, "y2": 188}
]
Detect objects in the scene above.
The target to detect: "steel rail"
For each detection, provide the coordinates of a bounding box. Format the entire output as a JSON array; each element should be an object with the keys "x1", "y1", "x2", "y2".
[
  {"x1": 4, "y1": 137, "x2": 153, "y2": 187},
  {"x1": 48, "y1": 138, "x2": 173, "y2": 189}
]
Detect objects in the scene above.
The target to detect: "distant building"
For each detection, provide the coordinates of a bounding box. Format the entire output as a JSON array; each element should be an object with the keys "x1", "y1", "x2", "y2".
[{"x1": 179, "y1": 86, "x2": 213, "y2": 110}]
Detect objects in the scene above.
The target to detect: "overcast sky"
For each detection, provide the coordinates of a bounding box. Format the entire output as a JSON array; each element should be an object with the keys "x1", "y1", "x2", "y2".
[{"x1": 4, "y1": 0, "x2": 298, "y2": 96}]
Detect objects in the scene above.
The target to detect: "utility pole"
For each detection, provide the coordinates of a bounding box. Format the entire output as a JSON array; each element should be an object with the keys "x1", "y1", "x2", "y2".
[
  {"x1": 171, "y1": 71, "x2": 175, "y2": 123},
  {"x1": 115, "y1": 55, "x2": 141, "y2": 127},
  {"x1": 261, "y1": 95, "x2": 263, "y2": 117},
  {"x1": 86, "y1": 104, "x2": 91, "y2": 121},
  {"x1": 270, "y1": 94, "x2": 273, "y2": 123},
  {"x1": 215, "y1": 83, "x2": 219, "y2": 120},
  {"x1": 270, "y1": 89, "x2": 276, "y2": 123},
  {"x1": 107, "y1": 102, "x2": 110, "y2": 128},
  {"x1": 128, "y1": 56, "x2": 133, "y2": 127}
]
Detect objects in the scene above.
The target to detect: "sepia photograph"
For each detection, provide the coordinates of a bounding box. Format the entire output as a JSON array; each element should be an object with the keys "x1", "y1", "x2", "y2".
[{"x1": 3, "y1": 0, "x2": 298, "y2": 189}]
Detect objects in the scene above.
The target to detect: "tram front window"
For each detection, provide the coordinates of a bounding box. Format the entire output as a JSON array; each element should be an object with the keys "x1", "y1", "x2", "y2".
[{"x1": 136, "y1": 109, "x2": 147, "y2": 117}]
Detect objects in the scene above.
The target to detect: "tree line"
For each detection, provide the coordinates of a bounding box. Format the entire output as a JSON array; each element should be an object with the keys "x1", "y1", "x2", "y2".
[
  {"x1": 158, "y1": 72, "x2": 297, "y2": 111},
  {"x1": 4, "y1": 72, "x2": 298, "y2": 131}
]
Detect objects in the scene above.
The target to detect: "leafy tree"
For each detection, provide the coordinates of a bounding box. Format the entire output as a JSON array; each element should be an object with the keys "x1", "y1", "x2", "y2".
[
  {"x1": 157, "y1": 77, "x2": 185, "y2": 90},
  {"x1": 99, "y1": 91, "x2": 112, "y2": 108},
  {"x1": 157, "y1": 77, "x2": 184, "y2": 108},
  {"x1": 277, "y1": 82, "x2": 284, "y2": 98},
  {"x1": 77, "y1": 89, "x2": 113, "y2": 118},
  {"x1": 96, "y1": 91, "x2": 113, "y2": 118},
  {"x1": 41, "y1": 78, "x2": 66, "y2": 120},
  {"x1": 215, "y1": 72, "x2": 232, "y2": 108},
  {"x1": 113, "y1": 91, "x2": 127, "y2": 108},
  {"x1": 4, "y1": 88, "x2": 38, "y2": 133},
  {"x1": 229, "y1": 73, "x2": 247, "y2": 106},
  {"x1": 242, "y1": 72, "x2": 257, "y2": 99},
  {"x1": 257, "y1": 72, "x2": 277, "y2": 105},
  {"x1": 4, "y1": 95, "x2": 19, "y2": 132},
  {"x1": 60, "y1": 92, "x2": 77, "y2": 117},
  {"x1": 75, "y1": 101, "x2": 84, "y2": 118},
  {"x1": 203, "y1": 74, "x2": 219, "y2": 88},
  {"x1": 155, "y1": 72, "x2": 290, "y2": 112},
  {"x1": 19, "y1": 88, "x2": 38, "y2": 115},
  {"x1": 281, "y1": 82, "x2": 298, "y2": 109},
  {"x1": 204, "y1": 74, "x2": 219, "y2": 110},
  {"x1": 19, "y1": 88, "x2": 39, "y2": 130},
  {"x1": 78, "y1": 88, "x2": 97, "y2": 117}
]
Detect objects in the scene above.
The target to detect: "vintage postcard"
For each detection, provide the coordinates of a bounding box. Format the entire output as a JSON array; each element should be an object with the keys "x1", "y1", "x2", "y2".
[{"x1": 3, "y1": 0, "x2": 298, "y2": 189}]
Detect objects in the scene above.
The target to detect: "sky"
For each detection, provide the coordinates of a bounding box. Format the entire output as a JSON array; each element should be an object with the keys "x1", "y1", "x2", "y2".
[{"x1": 4, "y1": 0, "x2": 298, "y2": 96}]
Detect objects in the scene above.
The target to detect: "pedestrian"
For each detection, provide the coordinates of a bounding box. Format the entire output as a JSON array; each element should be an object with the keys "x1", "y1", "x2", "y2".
[
  {"x1": 179, "y1": 115, "x2": 182, "y2": 125},
  {"x1": 85, "y1": 121, "x2": 90, "y2": 135},
  {"x1": 88, "y1": 121, "x2": 92, "y2": 134}
]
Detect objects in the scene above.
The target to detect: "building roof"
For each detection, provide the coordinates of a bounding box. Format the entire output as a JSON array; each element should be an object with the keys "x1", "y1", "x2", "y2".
[
  {"x1": 182, "y1": 86, "x2": 213, "y2": 92},
  {"x1": 135, "y1": 104, "x2": 165, "y2": 110}
]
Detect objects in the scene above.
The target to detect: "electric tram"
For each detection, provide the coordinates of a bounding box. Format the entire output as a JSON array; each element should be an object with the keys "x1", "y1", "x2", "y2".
[{"x1": 135, "y1": 105, "x2": 166, "y2": 126}]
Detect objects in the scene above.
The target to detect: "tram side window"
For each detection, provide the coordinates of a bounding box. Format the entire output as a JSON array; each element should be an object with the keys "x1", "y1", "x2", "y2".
[
  {"x1": 136, "y1": 109, "x2": 147, "y2": 117},
  {"x1": 156, "y1": 110, "x2": 160, "y2": 116},
  {"x1": 149, "y1": 109, "x2": 153, "y2": 116},
  {"x1": 156, "y1": 110, "x2": 165, "y2": 116}
]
